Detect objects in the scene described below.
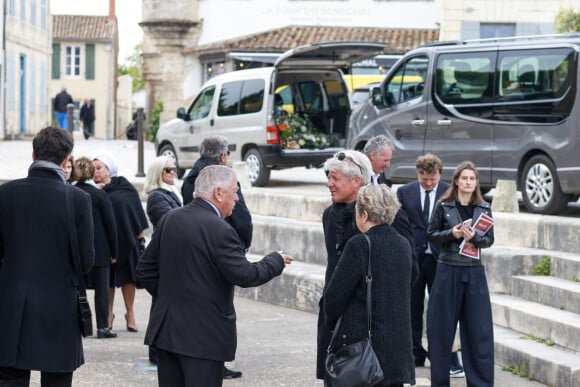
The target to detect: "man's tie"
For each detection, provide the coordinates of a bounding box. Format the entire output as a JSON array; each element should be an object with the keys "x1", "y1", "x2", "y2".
[{"x1": 423, "y1": 190, "x2": 432, "y2": 225}]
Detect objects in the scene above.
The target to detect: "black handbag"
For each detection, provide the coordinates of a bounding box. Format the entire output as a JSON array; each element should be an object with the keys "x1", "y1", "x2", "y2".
[
  {"x1": 65, "y1": 186, "x2": 94, "y2": 337},
  {"x1": 324, "y1": 234, "x2": 384, "y2": 387}
]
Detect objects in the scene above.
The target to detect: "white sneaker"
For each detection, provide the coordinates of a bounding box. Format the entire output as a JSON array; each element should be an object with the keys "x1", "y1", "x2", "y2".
[{"x1": 450, "y1": 366, "x2": 465, "y2": 378}]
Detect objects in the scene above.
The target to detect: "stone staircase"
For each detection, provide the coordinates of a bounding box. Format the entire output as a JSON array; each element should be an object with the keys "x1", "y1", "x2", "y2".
[{"x1": 237, "y1": 187, "x2": 580, "y2": 387}]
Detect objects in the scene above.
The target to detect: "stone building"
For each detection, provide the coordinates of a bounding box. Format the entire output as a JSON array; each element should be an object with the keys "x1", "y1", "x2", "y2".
[
  {"x1": 51, "y1": 13, "x2": 119, "y2": 139},
  {"x1": 441, "y1": 0, "x2": 580, "y2": 40},
  {"x1": 4, "y1": 0, "x2": 52, "y2": 139}
]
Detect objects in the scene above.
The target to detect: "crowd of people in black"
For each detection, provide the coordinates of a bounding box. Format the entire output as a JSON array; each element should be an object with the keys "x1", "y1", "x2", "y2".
[{"x1": 0, "y1": 127, "x2": 494, "y2": 387}]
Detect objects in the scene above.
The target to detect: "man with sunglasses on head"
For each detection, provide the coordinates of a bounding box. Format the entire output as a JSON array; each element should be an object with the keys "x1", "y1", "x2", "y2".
[
  {"x1": 180, "y1": 135, "x2": 252, "y2": 379},
  {"x1": 315, "y1": 150, "x2": 418, "y2": 381}
]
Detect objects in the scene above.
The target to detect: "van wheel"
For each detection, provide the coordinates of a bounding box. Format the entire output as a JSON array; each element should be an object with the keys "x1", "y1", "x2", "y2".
[
  {"x1": 244, "y1": 149, "x2": 270, "y2": 187},
  {"x1": 520, "y1": 154, "x2": 567, "y2": 214},
  {"x1": 159, "y1": 144, "x2": 185, "y2": 179}
]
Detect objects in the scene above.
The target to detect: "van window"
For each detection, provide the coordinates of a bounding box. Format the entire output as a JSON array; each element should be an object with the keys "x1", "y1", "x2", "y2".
[
  {"x1": 299, "y1": 82, "x2": 323, "y2": 114},
  {"x1": 240, "y1": 79, "x2": 265, "y2": 114},
  {"x1": 324, "y1": 80, "x2": 348, "y2": 109},
  {"x1": 218, "y1": 79, "x2": 265, "y2": 116},
  {"x1": 386, "y1": 56, "x2": 428, "y2": 104},
  {"x1": 435, "y1": 53, "x2": 494, "y2": 104},
  {"x1": 275, "y1": 85, "x2": 294, "y2": 115},
  {"x1": 497, "y1": 48, "x2": 574, "y2": 101},
  {"x1": 189, "y1": 86, "x2": 215, "y2": 120}
]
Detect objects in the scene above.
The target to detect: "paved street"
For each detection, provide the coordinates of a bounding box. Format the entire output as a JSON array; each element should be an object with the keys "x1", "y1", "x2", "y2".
[{"x1": 0, "y1": 138, "x2": 548, "y2": 386}]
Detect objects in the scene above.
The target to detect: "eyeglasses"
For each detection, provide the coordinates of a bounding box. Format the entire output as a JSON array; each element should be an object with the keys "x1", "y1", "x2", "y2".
[
  {"x1": 164, "y1": 167, "x2": 177, "y2": 174},
  {"x1": 336, "y1": 152, "x2": 364, "y2": 175},
  {"x1": 223, "y1": 150, "x2": 231, "y2": 157}
]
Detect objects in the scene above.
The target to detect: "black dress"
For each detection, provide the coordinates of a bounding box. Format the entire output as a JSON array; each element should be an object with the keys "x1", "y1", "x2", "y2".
[{"x1": 103, "y1": 176, "x2": 148, "y2": 286}]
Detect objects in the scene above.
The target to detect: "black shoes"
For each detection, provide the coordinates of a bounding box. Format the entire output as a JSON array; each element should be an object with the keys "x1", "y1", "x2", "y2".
[
  {"x1": 223, "y1": 366, "x2": 242, "y2": 379},
  {"x1": 97, "y1": 328, "x2": 117, "y2": 339}
]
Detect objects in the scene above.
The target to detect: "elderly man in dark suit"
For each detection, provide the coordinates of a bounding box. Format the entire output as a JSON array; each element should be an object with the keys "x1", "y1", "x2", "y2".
[
  {"x1": 397, "y1": 153, "x2": 463, "y2": 377},
  {"x1": 0, "y1": 127, "x2": 95, "y2": 386},
  {"x1": 137, "y1": 165, "x2": 293, "y2": 387}
]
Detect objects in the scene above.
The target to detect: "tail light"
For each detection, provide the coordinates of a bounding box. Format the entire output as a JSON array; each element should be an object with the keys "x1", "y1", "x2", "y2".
[{"x1": 266, "y1": 125, "x2": 279, "y2": 144}]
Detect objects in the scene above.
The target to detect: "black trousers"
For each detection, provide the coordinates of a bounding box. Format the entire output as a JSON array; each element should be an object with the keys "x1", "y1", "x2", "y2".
[
  {"x1": 87, "y1": 265, "x2": 110, "y2": 329},
  {"x1": 157, "y1": 348, "x2": 223, "y2": 387},
  {"x1": 0, "y1": 367, "x2": 73, "y2": 387},
  {"x1": 427, "y1": 263, "x2": 494, "y2": 387},
  {"x1": 410, "y1": 252, "x2": 437, "y2": 363}
]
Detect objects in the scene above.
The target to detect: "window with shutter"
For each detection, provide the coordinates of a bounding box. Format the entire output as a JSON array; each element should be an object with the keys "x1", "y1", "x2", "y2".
[
  {"x1": 52, "y1": 43, "x2": 60, "y2": 79},
  {"x1": 86, "y1": 44, "x2": 95, "y2": 80}
]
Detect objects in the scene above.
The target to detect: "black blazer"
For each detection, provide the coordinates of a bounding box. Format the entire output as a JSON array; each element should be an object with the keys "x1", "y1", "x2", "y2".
[
  {"x1": 397, "y1": 180, "x2": 450, "y2": 258},
  {"x1": 0, "y1": 167, "x2": 94, "y2": 372},
  {"x1": 146, "y1": 188, "x2": 181, "y2": 229},
  {"x1": 137, "y1": 198, "x2": 284, "y2": 361},
  {"x1": 76, "y1": 181, "x2": 118, "y2": 267}
]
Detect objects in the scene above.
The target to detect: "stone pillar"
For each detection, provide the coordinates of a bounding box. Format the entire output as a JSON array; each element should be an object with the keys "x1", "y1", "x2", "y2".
[
  {"x1": 140, "y1": 0, "x2": 202, "y2": 124},
  {"x1": 491, "y1": 180, "x2": 520, "y2": 213}
]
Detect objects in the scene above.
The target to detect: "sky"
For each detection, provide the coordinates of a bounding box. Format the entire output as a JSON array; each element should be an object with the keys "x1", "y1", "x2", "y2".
[{"x1": 50, "y1": 0, "x2": 143, "y2": 63}]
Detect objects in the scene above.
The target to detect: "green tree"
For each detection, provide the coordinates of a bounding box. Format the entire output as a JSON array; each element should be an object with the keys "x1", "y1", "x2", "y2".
[
  {"x1": 118, "y1": 44, "x2": 144, "y2": 92},
  {"x1": 555, "y1": 8, "x2": 580, "y2": 33},
  {"x1": 148, "y1": 99, "x2": 164, "y2": 142}
]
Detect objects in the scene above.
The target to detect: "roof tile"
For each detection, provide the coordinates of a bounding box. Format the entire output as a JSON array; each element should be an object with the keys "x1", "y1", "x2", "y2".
[
  {"x1": 53, "y1": 15, "x2": 117, "y2": 42},
  {"x1": 191, "y1": 25, "x2": 439, "y2": 55}
]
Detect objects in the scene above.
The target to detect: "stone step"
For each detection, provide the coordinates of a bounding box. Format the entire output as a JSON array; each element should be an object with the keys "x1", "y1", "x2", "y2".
[
  {"x1": 483, "y1": 246, "x2": 580, "y2": 294},
  {"x1": 494, "y1": 325, "x2": 580, "y2": 387},
  {"x1": 245, "y1": 187, "x2": 328, "y2": 222},
  {"x1": 252, "y1": 214, "x2": 326, "y2": 265},
  {"x1": 491, "y1": 294, "x2": 580, "y2": 352},
  {"x1": 235, "y1": 254, "x2": 324, "y2": 314},
  {"x1": 511, "y1": 275, "x2": 580, "y2": 315}
]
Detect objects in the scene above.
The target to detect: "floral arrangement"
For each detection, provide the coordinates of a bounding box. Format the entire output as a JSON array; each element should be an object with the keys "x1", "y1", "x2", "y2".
[{"x1": 277, "y1": 113, "x2": 330, "y2": 149}]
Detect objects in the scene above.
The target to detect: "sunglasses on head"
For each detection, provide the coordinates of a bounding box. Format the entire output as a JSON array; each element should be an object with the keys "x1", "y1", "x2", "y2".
[
  {"x1": 164, "y1": 167, "x2": 177, "y2": 174},
  {"x1": 335, "y1": 152, "x2": 364, "y2": 175}
]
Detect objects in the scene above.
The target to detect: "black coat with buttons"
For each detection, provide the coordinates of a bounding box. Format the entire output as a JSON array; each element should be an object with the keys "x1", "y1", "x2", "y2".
[{"x1": 324, "y1": 224, "x2": 416, "y2": 386}]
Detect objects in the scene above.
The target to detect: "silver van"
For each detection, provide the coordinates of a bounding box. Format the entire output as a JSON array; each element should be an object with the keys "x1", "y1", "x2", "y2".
[
  {"x1": 348, "y1": 35, "x2": 580, "y2": 215},
  {"x1": 155, "y1": 41, "x2": 386, "y2": 186}
]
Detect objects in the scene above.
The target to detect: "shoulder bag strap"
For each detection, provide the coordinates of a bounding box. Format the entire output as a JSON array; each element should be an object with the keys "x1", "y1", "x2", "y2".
[
  {"x1": 65, "y1": 186, "x2": 87, "y2": 294},
  {"x1": 363, "y1": 234, "x2": 373, "y2": 336}
]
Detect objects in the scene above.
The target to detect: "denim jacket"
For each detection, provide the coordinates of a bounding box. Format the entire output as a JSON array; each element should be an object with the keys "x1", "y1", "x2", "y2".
[{"x1": 427, "y1": 200, "x2": 494, "y2": 266}]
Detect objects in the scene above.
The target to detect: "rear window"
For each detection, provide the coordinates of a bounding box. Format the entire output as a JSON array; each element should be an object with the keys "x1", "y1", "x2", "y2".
[{"x1": 218, "y1": 79, "x2": 265, "y2": 116}]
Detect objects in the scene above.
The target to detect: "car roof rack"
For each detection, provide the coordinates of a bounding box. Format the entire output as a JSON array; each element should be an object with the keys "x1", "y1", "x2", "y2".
[{"x1": 420, "y1": 33, "x2": 580, "y2": 48}]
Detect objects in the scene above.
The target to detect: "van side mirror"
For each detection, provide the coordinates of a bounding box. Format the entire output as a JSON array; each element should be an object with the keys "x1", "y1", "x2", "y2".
[
  {"x1": 371, "y1": 87, "x2": 385, "y2": 107},
  {"x1": 176, "y1": 107, "x2": 189, "y2": 121}
]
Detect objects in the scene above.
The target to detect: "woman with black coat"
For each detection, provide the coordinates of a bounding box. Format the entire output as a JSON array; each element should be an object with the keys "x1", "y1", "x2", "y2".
[
  {"x1": 74, "y1": 156, "x2": 119, "y2": 339},
  {"x1": 93, "y1": 153, "x2": 148, "y2": 333},
  {"x1": 143, "y1": 156, "x2": 182, "y2": 228},
  {"x1": 142, "y1": 155, "x2": 182, "y2": 364},
  {"x1": 324, "y1": 184, "x2": 416, "y2": 387}
]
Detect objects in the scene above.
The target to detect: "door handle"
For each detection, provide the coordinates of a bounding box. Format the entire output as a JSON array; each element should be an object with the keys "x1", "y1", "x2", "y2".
[
  {"x1": 437, "y1": 119, "x2": 452, "y2": 126},
  {"x1": 189, "y1": 126, "x2": 194, "y2": 134},
  {"x1": 411, "y1": 119, "x2": 425, "y2": 126}
]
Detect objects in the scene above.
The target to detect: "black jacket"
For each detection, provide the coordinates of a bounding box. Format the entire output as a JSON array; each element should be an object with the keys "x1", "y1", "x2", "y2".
[
  {"x1": 316, "y1": 202, "x2": 417, "y2": 379},
  {"x1": 182, "y1": 158, "x2": 253, "y2": 249},
  {"x1": 428, "y1": 200, "x2": 494, "y2": 266},
  {"x1": 324, "y1": 225, "x2": 416, "y2": 386},
  {"x1": 0, "y1": 167, "x2": 94, "y2": 372},
  {"x1": 137, "y1": 199, "x2": 284, "y2": 361},
  {"x1": 54, "y1": 91, "x2": 73, "y2": 113},
  {"x1": 146, "y1": 188, "x2": 181, "y2": 229},
  {"x1": 76, "y1": 181, "x2": 118, "y2": 267},
  {"x1": 103, "y1": 176, "x2": 148, "y2": 282}
]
